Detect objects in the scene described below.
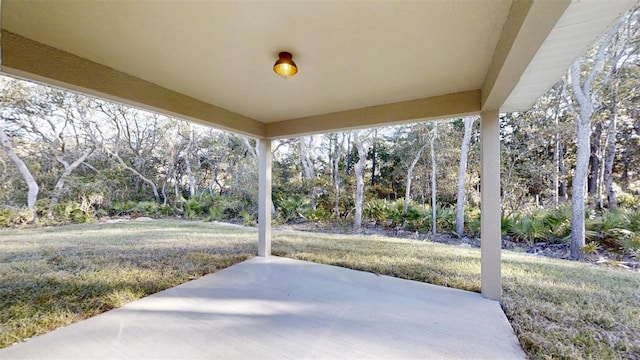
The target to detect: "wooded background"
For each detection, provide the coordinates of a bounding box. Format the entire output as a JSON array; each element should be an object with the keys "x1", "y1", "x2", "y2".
[{"x1": 1, "y1": 5, "x2": 639, "y2": 260}]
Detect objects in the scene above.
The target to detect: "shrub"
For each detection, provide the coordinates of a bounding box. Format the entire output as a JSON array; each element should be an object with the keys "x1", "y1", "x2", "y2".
[
  {"x1": 617, "y1": 192, "x2": 639, "y2": 208},
  {"x1": 108, "y1": 200, "x2": 138, "y2": 216},
  {"x1": 364, "y1": 199, "x2": 390, "y2": 225},
  {"x1": 542, "y1": 206, "x2": 571, "y2": 242},
  {"x1": 403, "y1": 203, "x2": 426, "y2": 231},
  {"x1": 134, "y1": 201, "x2": 161, "y2": 217},
  {"x1": 303, "y1": 207, "x2": 331, "y2": 222},
  {"x1": 275, "y1": 195, "x2": 309, "y2": 222},
  {"x1": 51, "y1": 201, "x2": 96, "y2": 224},
  {"x1": 0, "y1": 207, "x2": 34, "y2": 227},
  {"x1": 464, "y1": 206, "x2": 481, "y2": 237},
  {"x1": 435, "y1": 206, "x2": 456, "y2": 232},
  {"x1": 240, "y1": 210, "x2": 257, "y2": 226},
  {"x1": 184, "y1": 198, "x2": 204, "y2": 219},
  {"x1": 582, "y1": 241, "x2": 600, "y2": 254}
]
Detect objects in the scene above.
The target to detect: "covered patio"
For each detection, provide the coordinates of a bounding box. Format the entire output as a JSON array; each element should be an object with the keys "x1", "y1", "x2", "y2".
[
  {"x1": 0, "y1": 256, "x2": 525, "y2": 359},
  {"x1": 0, "y1": 0, "x2": 635, "y2": 357}
]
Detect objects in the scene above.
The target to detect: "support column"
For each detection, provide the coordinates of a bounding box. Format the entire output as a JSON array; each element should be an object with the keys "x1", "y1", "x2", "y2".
[
  {"x1": 258, "y1": 138, "x2": 272, "y2": 257},
  {"x1": 480, "y1": 110, "x2": 501, "y2": 300}
]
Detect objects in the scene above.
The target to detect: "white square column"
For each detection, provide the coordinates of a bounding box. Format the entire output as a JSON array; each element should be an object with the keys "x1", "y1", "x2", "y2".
[
  {"x1": 480, "y1": 111, "x2": 501, "y2": 300},
  {"x1": 258, "y1": 138, "x2": 272, "y2": 257}
]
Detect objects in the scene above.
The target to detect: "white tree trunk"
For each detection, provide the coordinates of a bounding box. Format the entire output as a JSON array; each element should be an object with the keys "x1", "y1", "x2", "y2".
[
  {"x1": 553, "y1": 106, "x2": 561, "y2": 207},
  {"x1": 113, "y1": 152, "x2": 161, "y2": 203},
  {"x1": 604, "y1": 88, "x2": 619, "y2": 209},
  {"x1": 568, "y1": 17, "x2": 623, "y2": 260},
  {"x1": 184, "y1": 124, "x2": 197, "y2": 198},
  {"x1": 455, "y1": 116, "x2": 475, "y2": 236},
  {"x1": 353, "y1": 130, "x2": 367, "y2": 229},
  {"x1": 571, "y1": 110, "x2": 591, "y2": 259},
  {"x1": 569, "y1": 60, "x2": 596, "y2": 260},
  {"x1": 0, "y1": 124, "x2": 39, "y2": 212},
  {"x1": 430, "y1": 122, "x2": 438, "y2": 237},
  {"x1": 299, "y1": 136, "x2": 316, "y2": 208},
  {"x1": 48, "y1": 148, "x2": 94, "y2": 217},
  {"x1": 332, "y1": 133, "x2": 344, "y2": 218},
  {"x1": 404, "y1": 143, "x2": 428, "y2": 215}
]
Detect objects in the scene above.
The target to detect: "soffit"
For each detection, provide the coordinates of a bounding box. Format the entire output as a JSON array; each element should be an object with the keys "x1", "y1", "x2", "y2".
[{"x1": 502, "y1": 0, "x2": 635, "y2": 112}]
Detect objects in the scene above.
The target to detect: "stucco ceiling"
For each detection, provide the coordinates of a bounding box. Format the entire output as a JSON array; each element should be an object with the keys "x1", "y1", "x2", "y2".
[{"x1": 0, "y1": 0, "x2": 635, "y2": 138}]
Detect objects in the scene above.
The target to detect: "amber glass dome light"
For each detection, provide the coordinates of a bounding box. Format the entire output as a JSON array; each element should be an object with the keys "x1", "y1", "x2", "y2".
[{"x1": 273, "y1": 52, "x2": 298, "y2": 78}]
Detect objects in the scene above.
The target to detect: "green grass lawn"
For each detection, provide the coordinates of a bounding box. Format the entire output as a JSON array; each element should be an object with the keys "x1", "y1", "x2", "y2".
[{"x1": 1, "y1": 219, "x2": 638, "y2": 359}]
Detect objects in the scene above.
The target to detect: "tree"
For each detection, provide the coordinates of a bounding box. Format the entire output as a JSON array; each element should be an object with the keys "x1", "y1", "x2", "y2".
[
  {"x1": 455, "y1": 116, "x2": 476, "y2": 236},
  {"x1": 429, "y1": 121, "x2": 438, "y2": 236},
  {"x1": 403, "y1": 143, "x2": 428, "y2": 215},
  {"x1": 182, "y1": 121, "x2": 197, "y2": 198},
  {"x1": 329, "y1": 133, "x2": 345, "y2": 218},
  {"x1": 352, "y1": 130, "x2": 368, "y2": 229},
  {"x1": 0, "y1": 122, "x2": 39, "y2": 213},
  {"x1": 298, "y1": 135, "x2": 317, "y2": 208},
  {"x1": 567, "y1": 16, "x2": 625, "y2": 259},
  {"x1": 95, "y1": 104, "x2": 164, "y2": 203},
  {"x1": 603, "y1": 7, "x2": 640, "y2": 209}
]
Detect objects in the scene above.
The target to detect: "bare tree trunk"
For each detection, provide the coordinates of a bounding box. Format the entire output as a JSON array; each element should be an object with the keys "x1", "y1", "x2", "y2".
[
  {"x1": 553, "y1": 110, "x2": 560, "y2": 207},
  {"x1": 184, "y1": 124, "x2": 197, "y2": 198},
  {"x1": 161, "y1": 180, "x2": 168, "y2": 206},
  {"x1": 604, "y1": 89, "x2": 619, "y2": 209},
  {"x1": 241, "y1": 136, "x2": 257, "y2": 158},
  {"x1": 430, "y1": 122, "x2": 438, "y2": 237},
  {"x1": 370, "y1": 129, "x2": 377, "y2": 186},
  {"x1": 48, "y1": 148, "x2": 94, "y2": 217},
  {"x1": 598, "y1": 146, "x2": 606, "y2": 209},
  {"x1": 113, "y1": 152, "x2": 161, "y2": 203},
  {"x1": 455, "y1": 116, "x2": 475, "y2": 235},
  {"x1": 558, "y1": 142, "x2": 567, "y2": 199},
  {"x1": 571, "y1": 103, "x2": 590, "y2": 260},
  {"x1": 0, "y1": 124, "x2": 39, "y2": 213},
  {"x1": 568, "y1": 16, "x2": 624, "y2": 260},
  {"x1": 404, "y1": 143, "x2": 428, "y2": 215},
  {"x1": 299, "y1": 136, "x2": 316, "y2": 208},
  {"x1": 588, "y1": 122, "x2": 602, "y2": 196},
  {"x1": 353, "y1": 130, "x2": 367, "y2": 230},
  {"x1": 332, "y1": 133, "x2": 345, "y2": 218},
  {"x1": 173, "y1": 167, "x2": 182, "y2": 210},
  {"x1": 345, "y1": 132, "x2": 352, "y2": 176}
]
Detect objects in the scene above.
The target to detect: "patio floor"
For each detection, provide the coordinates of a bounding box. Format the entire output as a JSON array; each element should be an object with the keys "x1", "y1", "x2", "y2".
[{"x1": 1, "y1": 256, "x2": 525, "y2": 359}]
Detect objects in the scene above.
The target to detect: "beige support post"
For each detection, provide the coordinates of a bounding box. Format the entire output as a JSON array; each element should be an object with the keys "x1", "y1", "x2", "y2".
[
  {"x1": 258, "y1": 138, "x2": 272, "y2": 257},
  {"x1": 480, "y1": 110, "x2": 501, "y2": 300}
]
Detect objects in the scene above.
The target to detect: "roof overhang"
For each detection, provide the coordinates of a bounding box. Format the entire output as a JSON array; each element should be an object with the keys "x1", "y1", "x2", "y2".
[{"x1": 0, "y1": 0, "x2": 634, "y2": 139}]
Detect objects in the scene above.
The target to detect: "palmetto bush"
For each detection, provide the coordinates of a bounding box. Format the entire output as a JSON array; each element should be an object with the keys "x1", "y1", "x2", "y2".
[
  {"x1": 507, "y1": 215, "x2": 547, "y2": 246},
  {"x1": 275, "y1": 195, "x2": 310, "y2": 222},
  {"x1": 502, "y1": 207, "x2": 571, "y2": 246},
  {"x1": 543, "y1": 205, "x2": 572, "y2": 242},
  {"x1": 586, "y1": 208, "x2": 640, "y2": 254},
  {"x1": 364, "y1": 199, "x2": 391, "y2": 225}
]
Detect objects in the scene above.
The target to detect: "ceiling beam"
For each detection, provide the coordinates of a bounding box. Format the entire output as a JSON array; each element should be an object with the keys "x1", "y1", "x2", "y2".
[
  {"x1": 481, "y1": 0, "x2": 570, "y2": 111},
  {"x1": 265, "y1": 90, "x2": 480, "y2": 139},
  {"x1": 0, "y1": 30, "x2": 266, "y2": 138}
]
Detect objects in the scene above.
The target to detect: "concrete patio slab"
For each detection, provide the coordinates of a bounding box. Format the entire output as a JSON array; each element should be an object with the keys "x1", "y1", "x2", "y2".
[{"x1": 1, "y1": 256, "x2": 525, "y2": 359}]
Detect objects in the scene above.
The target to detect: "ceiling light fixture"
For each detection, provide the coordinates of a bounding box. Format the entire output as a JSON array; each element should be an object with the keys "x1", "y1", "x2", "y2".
[{"x1": 273, "y1": 52, "x2": 298, "y2": 78}]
